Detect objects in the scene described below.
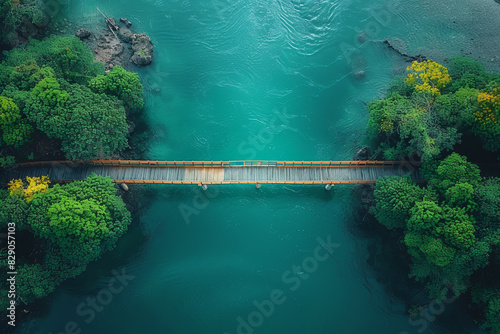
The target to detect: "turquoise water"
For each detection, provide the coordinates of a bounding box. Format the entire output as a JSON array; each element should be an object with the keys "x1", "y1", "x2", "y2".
[{"x1": 13, "y1": 0, "x2": 500, "y2": 333}]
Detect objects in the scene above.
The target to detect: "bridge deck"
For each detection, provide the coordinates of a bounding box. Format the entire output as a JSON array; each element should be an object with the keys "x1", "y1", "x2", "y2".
[{"x1": 2, "y1": 160, "x2": 421, "y2": 185}]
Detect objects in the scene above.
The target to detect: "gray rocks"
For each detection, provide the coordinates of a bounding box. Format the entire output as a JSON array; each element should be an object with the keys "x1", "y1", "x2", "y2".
[
  {"x1": 118, "y1": 28, "x2": 133, "y2": 42},
  {"x1": 353, "y1": 70, "x2": 366, "y2": 80},
  {"x1": 120, "y1": 18, "x2": 132, "y2": 27},
  {"x1": 130, "y1": 34, "x2": 154, "y2": 66},
  {"x1": 357, "y1": 32, "x2": 367, "y2": 43},
  {"x1": 94, "y1": 34, "x2": 124, "y2": 66},
  {"x1": 75, "y1": 28, "x2": 91, "y2": 40},
  {"x1": 354, "y1": 146, "x2": 371, "y2": 160},
  {"x1": 107, "y1": 17, "x2": 119, "y2": 30},
  {"x1": 82, "y1": 15, "x2": 153, "y2": 67},
  {"x1": 120, "y1": 183, "x2": 130, "y2": 191}
]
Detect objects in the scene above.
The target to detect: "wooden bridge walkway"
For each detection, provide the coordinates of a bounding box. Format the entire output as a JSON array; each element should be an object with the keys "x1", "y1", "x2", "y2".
[{"x1": 2, "y1": 160, "x2": 421, "y2": 185}]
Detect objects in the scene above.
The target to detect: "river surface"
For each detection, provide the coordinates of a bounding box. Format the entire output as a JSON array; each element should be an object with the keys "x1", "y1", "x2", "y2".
[{"x1": 14, "y1": 0, "x2": 500, "y2": 333}]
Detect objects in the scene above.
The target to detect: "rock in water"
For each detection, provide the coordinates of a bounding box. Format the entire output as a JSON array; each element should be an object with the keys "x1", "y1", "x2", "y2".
[
  {"x1": 120, "y1": 18, "x2": 132, "y2": 27},
  {"x1": 94, "y1": 34, "x2": 124, "y2": 66},
  {"x1": 76, "y1": 28, "x2": 91, "y2": 40},
  {"x1": 354, "y1": 146, "x2": 371, "y2": 160},
  {"x1": 118, "y1": 28, "x2": 133, "y2": 43},
  {"x1": 120, "y1": 183, "x2": 129, "y2": 191},
  {"x1": 130, "y1": 33, "x2": 154, "y2": 66},
  {"x1": 353, "y1": 70, "x2": 366, "y2": 80},
  {"x1": 107, "y1": 17, "x2": 119, "y2": 31}
]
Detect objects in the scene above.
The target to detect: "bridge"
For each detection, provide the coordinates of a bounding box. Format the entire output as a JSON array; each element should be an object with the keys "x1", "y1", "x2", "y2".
[{"x1": 2, "y1": 160, "x2": 421, "y2": 187}]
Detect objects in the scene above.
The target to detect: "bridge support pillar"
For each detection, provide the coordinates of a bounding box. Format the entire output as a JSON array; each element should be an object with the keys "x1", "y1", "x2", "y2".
[
  {"x1": 256, "y1": 183, "x2": 261, "y2": 189},
  {"x1": 325, "y1": 184, "x2": 333, "y2": 191},
  {"x1": 201, "y1": 184, "x2": 208, "y2": 191}
]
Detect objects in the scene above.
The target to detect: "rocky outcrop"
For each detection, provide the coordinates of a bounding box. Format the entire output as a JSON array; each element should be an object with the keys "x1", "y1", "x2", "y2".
[
  {"x1": 120, "y1": 18, "x2": 132, "y2": 28},
  {"x1": 354, "y1": 146, "x2": 371, "y2": 160},
  {"x1": 353, "y1": 70, "x2": 365, "y2": 80},
  {"x1": 75, "y1": 28, "x2": 91, "y2": 40},
  {"x1": 107, "y1": 17, "x2": 119, "y2": 31},
  {"x1": 83, "y1": 15, "x2": 153, "y2": 67},
  {"x1": 94, "y1": 33, "x2": 124, "y2": 66},
  {"x1": 383, "y1": 40, "x2": 427, "y2": 62},
  {"x1": 130, "y1": 34, "x2": 154, "y2": 66},
  {"x1": 118, "y1": 28, "x2": 133, "y2": 43}
]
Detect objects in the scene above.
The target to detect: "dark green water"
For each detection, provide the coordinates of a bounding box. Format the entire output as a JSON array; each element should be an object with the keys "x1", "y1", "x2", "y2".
[{"x1": 13, "y1": 0, "x2": 500, "y2": 333}]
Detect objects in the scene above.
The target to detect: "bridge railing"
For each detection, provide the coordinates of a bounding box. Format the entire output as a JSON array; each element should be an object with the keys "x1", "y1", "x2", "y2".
[{"x1": 16, "y1": 160, "x2": 403, "y2": 168}]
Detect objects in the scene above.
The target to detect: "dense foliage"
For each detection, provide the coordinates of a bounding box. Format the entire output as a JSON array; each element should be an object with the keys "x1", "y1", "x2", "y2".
[
  {"x1": 0, "y1": 0, "x2": 47, "y2": 49},
  {"x1": 0, "y1": 35, "x2": 142, "y2": 160},
  {"x1": 370, "y1": 58, "x2": 500, "y2": 333},
  {"x1": 0, "y1": 174, "x2": 131, "y2": 302},
  {"x1": 367, "y1": 58, "x2": 500, "y2": 160},
  {"x1": 374, "y1": 155, "x2": 500, "y2": 330},
  {"x1": 26, "y1": 79, "x2": 129, "y2": 159},
  {"x1": 89, "y1": 66, "x2": 145, "y2": 111},
  {"x1": 0, "y1": 28, "x2": 139, "y2": 311}
]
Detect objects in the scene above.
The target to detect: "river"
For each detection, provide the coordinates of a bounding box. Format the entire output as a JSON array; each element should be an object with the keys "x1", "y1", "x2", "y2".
[{"x1": 13, "y1": 0, "x2": 500, "y2": 333}]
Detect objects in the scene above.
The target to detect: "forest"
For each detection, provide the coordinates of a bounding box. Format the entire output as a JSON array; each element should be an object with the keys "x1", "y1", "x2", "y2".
[
  {"x1": 367, "y1": 58, "x2": 500, "y2": 333},
  {"x1": 0, "y1": 0, "x2": 142, "y2": 315}
]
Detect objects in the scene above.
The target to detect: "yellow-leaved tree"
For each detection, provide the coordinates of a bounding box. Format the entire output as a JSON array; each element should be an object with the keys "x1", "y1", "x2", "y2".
[
  {"x1": 472, "y1": 87, "x2": 500, "y2": 151},
  {"x1": 8, "y1": 176, "x2": 50, "y2": 202},
  {"x1": 405, "y1": 60, "x2": 452, "y2": 95}
]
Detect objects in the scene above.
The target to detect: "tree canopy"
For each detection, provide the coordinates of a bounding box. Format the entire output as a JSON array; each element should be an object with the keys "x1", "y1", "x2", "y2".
[
  {"x1": 3, "y1": 174, "x2": 132, "y2": 302},
  {"x1": 370, "y1": 82, "x2": 500, "y2": 331},
  {"x1": 0, "y1": 35, "x2": 144, "y2": 160},
  {"x1": 367, "y1": 58, "x2": 500, "y2": 159}
]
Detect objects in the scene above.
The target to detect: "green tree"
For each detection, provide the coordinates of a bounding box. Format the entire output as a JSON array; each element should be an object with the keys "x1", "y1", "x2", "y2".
[
  {"x1": 0, "y1": 155, "x2": 15, "y2": 168},
  {"x1": 405, "y1": 233, "x2": 456, "y2": 267},
  {"x1": 2, "y1": 35, "x2": 104, "y2": 84},
  {"x1": 30, "y1": 77, "x2": 69, "y2": 107},
  {"x1": 426, "y1": 153, "x2": 481, "y2": 195},
  {"x1": 407, "y1": 200, "x2": 443, "y2": 235},
  {"x1": 367, "y1": 92, "x2": 462, "y2": 160},
  {"x1": 0, "y1": 0, "x2": 47, "y2": 48},
  {"x1": 475, "y1": 178, "x2": 500, "y2": 232},
  {"x1": 0, "y1": 96, "x2": 20, "y2": 126},
  {"x1": 373, "y1": 176, "x2": 434, "y2": 229},
  {"x1": 472, "y1": 287, "x2": 500, "y2": 334},
  {"x1": 0, "y1": 189, "x2": 28, "y2": 229},
  {"x1": 433, "y1": 87, "x2": 478, "y2": 128},
  {"x1": 446, "y1": 57, "x2": 500, "y2": 92},
  {"x1": 89, "y1": 66, "x2": 144, "y2": 111},
  {"x1": 2, "y1": 119, "x2": 33, "y2": 147},
  {"x1": 16, "y1": 263, "x2": 57, "y2": 302},
  {"x1": 47, "y1": 197, "x2": 111, "y2": 246},
  {"x1": 26, "y1": 81, "x2": 129, "y2": 160},
  {"x1": 441, "y1": 206, "x2": 476, "y2": 249},
  {"x1": 15, "y1": 174, "x2": 132, "y2": 301}
]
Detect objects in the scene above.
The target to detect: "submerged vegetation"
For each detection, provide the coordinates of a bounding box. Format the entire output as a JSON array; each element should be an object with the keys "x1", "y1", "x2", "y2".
[{"x1": 368, "y1": 58, "x2": 500, "y2": 333}]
